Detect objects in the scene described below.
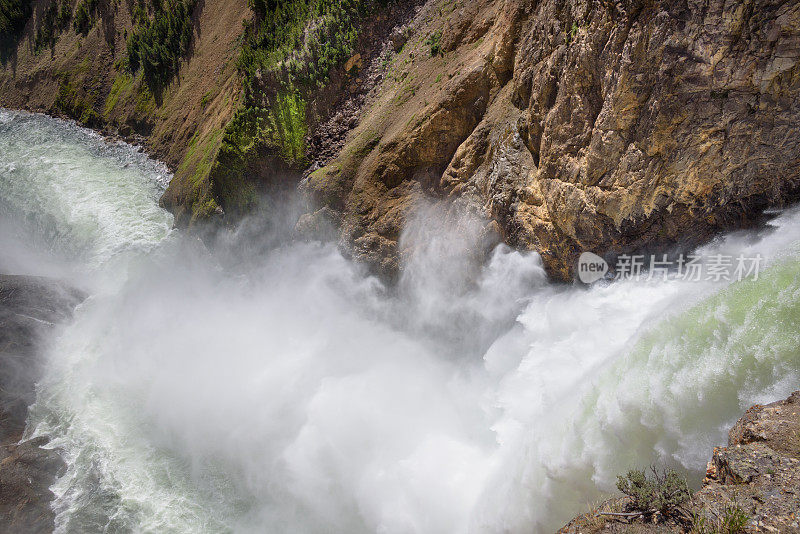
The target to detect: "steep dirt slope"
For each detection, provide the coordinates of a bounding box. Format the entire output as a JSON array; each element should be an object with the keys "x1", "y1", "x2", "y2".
[
  {"x1": 0, "y1": 0, "x2": 248, "y2": 221},
  {"x1": 301, "y1": 0, "x2": 800, "y2": 279}
]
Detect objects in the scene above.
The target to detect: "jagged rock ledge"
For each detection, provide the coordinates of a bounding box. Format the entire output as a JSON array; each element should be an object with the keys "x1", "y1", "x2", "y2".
[{"x1": 558, "y1": 391, "x2": 800, "y2": 533}]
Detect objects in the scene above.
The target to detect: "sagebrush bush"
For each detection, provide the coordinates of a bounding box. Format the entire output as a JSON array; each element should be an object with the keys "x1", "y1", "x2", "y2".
[{"x1": 617, "y1": 467, "x2": 691, "y2": 515}]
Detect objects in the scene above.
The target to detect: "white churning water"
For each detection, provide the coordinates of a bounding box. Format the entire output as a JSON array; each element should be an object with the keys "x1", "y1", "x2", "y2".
[{"x1": 2, "y1": 109, "x2": 799, "y2": 533}]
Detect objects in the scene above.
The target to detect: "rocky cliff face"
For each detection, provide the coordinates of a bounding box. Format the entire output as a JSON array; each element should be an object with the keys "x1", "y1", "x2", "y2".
[
  {"x1": 2, "y1": 0, "x2": 799, "y2": 279},
  {"x1": 302, "y1": 0, "x2": 800, "y2": 279},
  {"x1": 697, "y1": 391, "x2": 800, "y2": 533}
]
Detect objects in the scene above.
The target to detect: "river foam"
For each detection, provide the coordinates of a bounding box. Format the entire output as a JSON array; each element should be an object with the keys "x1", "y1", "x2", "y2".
[{"x1": 1, "y1": 109, "x2": 799, "y2": 533}]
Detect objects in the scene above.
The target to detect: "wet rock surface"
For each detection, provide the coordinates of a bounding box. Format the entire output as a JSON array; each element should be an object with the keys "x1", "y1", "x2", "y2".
[
  {"x1": 0, "y1": 438, "x2": 67, "y2": 534},
  {"x1": 0, "y1": 275, "x2": 85, "y2": 533}
]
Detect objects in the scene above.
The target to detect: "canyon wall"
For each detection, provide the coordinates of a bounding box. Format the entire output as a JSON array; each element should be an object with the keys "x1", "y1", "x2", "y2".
[
  {"x1": 2, "y1": 0, "x2": 799, "y2": 280},
  {"x1": 302, "y1": 0, "x2": 800, "y2": 279}
]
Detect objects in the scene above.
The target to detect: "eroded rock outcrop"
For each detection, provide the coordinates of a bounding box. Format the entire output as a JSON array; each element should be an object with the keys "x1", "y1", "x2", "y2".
[
  {"x1": 303, "y1": 0, "x2": 800, "y2": 280},
  {"x1": 695, "y1": 392, "x2": 800, "y2": 532}
]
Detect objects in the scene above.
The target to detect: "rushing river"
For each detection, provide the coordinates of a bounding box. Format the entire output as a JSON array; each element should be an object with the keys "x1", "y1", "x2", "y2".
[{"x1": 1, "y1": 109, "x2": 799, "y2": 533}]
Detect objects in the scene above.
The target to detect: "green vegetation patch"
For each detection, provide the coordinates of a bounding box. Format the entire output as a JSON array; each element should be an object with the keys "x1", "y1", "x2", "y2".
[
  {"x1": 133, "y1": 79, "x2": 156, "y2": 115},
  {"x1": 73, "y1": 0, "x2": 98, "y2": 35},
  {"x1": 126, "y1": 0, "x2": 196, "y2": 94},
  {"x1": 200, "y1": 91, "x2": 212, "y2": 109},
  {"x1": 34, "y1": 0, "x2": 72, "y2": 53},
  {"x1": 565, "y1": 21, "x2": 579, "y2": 45},
  {"x1": 0, "y1": 0, "x2": 32, "y2": 62},
  {"x1": 206, "y1": 0, "x2": 392, "y2": 220},
  {"x1": 104, "y1": 71, "x2": 135, "y2": 117},
  {"x1": 210, "y1": 89, "x2": 308, "y2": 215},
  {"x1": 54, "y1": 75, "x2": 99, "y2": 126},
  {"x1": 425, "y1": 29, "x2": 442, "y2": 57},
  {"x1": 210, "y1": 106, "x2": 269, "y2": 215},
  {"x1": 175, "y1": 129, "x2": 224, "y2": 223},
  {"x1": 617, "y1": 467, "x2": 690, "y2": 517},
  {"x1": 239, "y1": 0, "x2": 389, "y2": 91},
  {"x1": 692, "y1": 505, "x2": 749, "y2": 534}
]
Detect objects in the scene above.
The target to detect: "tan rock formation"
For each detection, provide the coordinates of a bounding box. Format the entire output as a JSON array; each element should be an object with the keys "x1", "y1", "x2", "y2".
[{"x1": 304, "y1": 0, "x2": 800, "y2": 280}]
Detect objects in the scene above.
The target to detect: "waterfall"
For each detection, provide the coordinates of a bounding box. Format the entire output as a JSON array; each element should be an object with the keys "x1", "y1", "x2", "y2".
[{"x1": 2, "y1": 109, "x2": 798, "y2": 533}]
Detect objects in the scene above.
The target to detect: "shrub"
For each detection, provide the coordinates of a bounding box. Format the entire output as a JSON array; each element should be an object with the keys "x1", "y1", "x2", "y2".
[
  {"x1": 200, "y1": 91, "x2": 211, "y2": 108},
  {"x1": 565, "y1": 21, "x2": 579, "y2": 44},
  {"x1": 617, "y1": 466, "x2": 691, "y2": 516},
  {"x1": 692, "y1": 505, "x2": 749, "y2": 534},
  {"x1": 425, "y1": 29, "x2": 442, "y2": 57}
]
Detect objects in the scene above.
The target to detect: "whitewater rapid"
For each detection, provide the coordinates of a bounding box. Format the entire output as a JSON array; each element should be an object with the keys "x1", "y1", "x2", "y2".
[{"x1": 1, "y1": 109, "x2": 799, "y2": 533}]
